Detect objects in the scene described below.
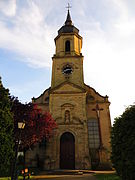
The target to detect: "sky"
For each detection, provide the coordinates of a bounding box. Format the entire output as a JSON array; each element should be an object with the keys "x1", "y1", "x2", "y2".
[{"x1": 0, "y1": 0, "x2": 135, "y2": 124}]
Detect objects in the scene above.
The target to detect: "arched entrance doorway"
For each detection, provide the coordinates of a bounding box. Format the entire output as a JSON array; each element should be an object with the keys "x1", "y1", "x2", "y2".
[{"x1": 60, "y1": 132, "x2": 75, "y2": 169}]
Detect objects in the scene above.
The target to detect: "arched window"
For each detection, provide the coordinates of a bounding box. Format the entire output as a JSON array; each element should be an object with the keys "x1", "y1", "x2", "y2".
[
  {"x1": 65, "y1": 40, "x2": 70, "y2": 52},
  {"x1": 88, "y1": 119, "x2": 100, "y2": 149},
  {"x1": 65, "y1": 110, "x2": 70, "y2": 122}
]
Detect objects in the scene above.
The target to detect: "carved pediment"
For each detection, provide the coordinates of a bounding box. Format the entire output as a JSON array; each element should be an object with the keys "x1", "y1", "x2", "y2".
[
  {"x1": 50, "y1": 82, "x2": 86, "y2": 94},
  {"x1": 61, "y1": 103, "x2": 74, "y2": 109}
]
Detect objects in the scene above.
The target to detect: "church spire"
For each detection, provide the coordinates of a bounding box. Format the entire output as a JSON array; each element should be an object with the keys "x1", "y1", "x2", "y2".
[
  {"x1": 65, "y1": 9, "x2": 72, "y2": 26},
  {"x1": 57, "y1": 4, "x2": 79, "y2": 35}
]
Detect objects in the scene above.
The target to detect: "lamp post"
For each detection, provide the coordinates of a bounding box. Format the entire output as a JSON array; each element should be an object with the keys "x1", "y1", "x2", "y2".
[{"x1": 11, "y1": 121, "x2": 25, "y2": 180}]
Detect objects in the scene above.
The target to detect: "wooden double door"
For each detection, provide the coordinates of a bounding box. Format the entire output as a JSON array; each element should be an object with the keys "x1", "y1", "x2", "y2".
[{"x1": 60, "y1": 132, "x2": 75, "y2": 169}]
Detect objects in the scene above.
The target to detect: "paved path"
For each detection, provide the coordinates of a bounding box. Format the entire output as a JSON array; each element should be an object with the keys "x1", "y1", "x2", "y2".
[
  {"x1": 31, "y1": 170, "x2": 116, "y2": 180},
  {"x1": 32, "y1": 174, "x2": 97, "y2": 180}
]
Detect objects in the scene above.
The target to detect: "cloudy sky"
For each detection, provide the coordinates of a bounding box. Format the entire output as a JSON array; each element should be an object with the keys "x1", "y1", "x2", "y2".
[{"x1": 0, "y1": 0, "x2": 135, "y2": 123}]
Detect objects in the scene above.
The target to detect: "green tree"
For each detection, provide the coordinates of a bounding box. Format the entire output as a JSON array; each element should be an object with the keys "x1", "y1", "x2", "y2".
[
  {"x1": 0, "y1": 77, "x2": 14, "y2": 176},
  {"x1": 111, "y1": 105, "x2": 135, "y2": 180}
]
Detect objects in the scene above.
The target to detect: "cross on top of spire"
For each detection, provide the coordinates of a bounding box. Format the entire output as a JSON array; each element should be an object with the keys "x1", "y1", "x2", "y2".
[
  {"x1": 66, "y1": 3, "x2": 72, "y2": 11},
  {"x1": 65, "y1": 3, "x2": 72, "y2": 25}
]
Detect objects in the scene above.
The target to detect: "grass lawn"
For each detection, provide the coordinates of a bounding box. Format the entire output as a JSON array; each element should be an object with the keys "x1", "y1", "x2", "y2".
[
  {"x1": 0, "y1": 176, "x2": 30, "y2": 180},
  {"x1": 94, "y1": 173, "x2": 121, "y2": 180}
]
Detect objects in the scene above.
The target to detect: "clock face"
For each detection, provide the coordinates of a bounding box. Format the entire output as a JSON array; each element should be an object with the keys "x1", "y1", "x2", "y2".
[{"x1": 62, "y1": 64, "x2": 73, "y2": 75}]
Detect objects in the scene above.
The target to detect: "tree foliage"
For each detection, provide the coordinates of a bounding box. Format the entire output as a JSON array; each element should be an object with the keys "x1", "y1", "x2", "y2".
[
  {"x1": 111, "y1": 105, "x2": 135, "y2": 180},
  {"x1": 0, "y1": 77, "x2": 14, "y2": 176},
  {"x1": 11, "y1": 97, "x2": 57, "y2": 151},
  {"x1": 0, "y1": 77, "x2": 56, "y2": 177}
]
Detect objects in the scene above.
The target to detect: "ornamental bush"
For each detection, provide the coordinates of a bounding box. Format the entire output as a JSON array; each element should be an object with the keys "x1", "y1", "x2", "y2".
[{"x1": 111, "y1": 105, "x2": 135, "y2": 180}]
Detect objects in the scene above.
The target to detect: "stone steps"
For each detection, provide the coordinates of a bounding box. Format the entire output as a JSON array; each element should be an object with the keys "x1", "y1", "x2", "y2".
[{"x1": 38, "y1": 170, "x2": 93, "y2": 175}]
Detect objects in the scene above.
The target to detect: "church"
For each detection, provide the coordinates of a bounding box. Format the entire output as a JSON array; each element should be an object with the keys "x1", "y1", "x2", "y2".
[{"x1": 26, "y1": 9, "x2": 112, "y2": 170}]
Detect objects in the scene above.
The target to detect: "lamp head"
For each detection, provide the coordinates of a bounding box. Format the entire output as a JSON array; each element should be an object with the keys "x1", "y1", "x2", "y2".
[{"x1": 18, "y1": 121, "x2": 25, "y2": 129}]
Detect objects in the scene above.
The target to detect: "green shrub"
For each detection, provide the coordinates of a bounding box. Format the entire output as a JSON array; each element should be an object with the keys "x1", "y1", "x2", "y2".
[{"x1": 111, "y1": 105, "x2": 135, "y2": 180}]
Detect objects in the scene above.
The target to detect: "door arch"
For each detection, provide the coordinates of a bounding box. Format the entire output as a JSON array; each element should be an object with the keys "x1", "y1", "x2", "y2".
[{"x1": 60, "y1": 132, "x2": 75, "y2": 169}]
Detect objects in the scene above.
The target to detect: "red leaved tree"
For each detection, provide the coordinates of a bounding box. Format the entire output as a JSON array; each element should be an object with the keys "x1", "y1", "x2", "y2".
[
  {"x1": 11, "y1": 97, "x2": 56, "y2": 150},
  {"x1": 10, "y1": 97, "x2": 56, "y2": 178}
]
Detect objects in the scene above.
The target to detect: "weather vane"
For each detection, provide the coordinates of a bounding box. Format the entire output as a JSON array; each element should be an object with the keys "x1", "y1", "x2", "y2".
[{"x1": 66, "y1": 3, "x2": 72, "y2": 11}]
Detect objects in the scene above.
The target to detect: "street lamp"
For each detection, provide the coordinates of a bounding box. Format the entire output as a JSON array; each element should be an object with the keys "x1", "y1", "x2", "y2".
[
  {"x1": 11, "y1": 121, "x2": 25, "y2": 180},
  {"x1": 18, "y1": 122, "x2": 25, "y2": 129}
]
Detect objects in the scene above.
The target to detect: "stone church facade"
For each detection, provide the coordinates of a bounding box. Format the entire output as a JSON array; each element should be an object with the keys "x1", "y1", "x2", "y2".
[{"x1": 26, "y1": 10, "x2": 112, "y2": 170}]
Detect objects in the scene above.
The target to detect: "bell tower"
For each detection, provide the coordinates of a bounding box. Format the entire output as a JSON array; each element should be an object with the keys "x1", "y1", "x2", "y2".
[{"x1": 51, "y1": 9, "x2": 84, "y2": 89}]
